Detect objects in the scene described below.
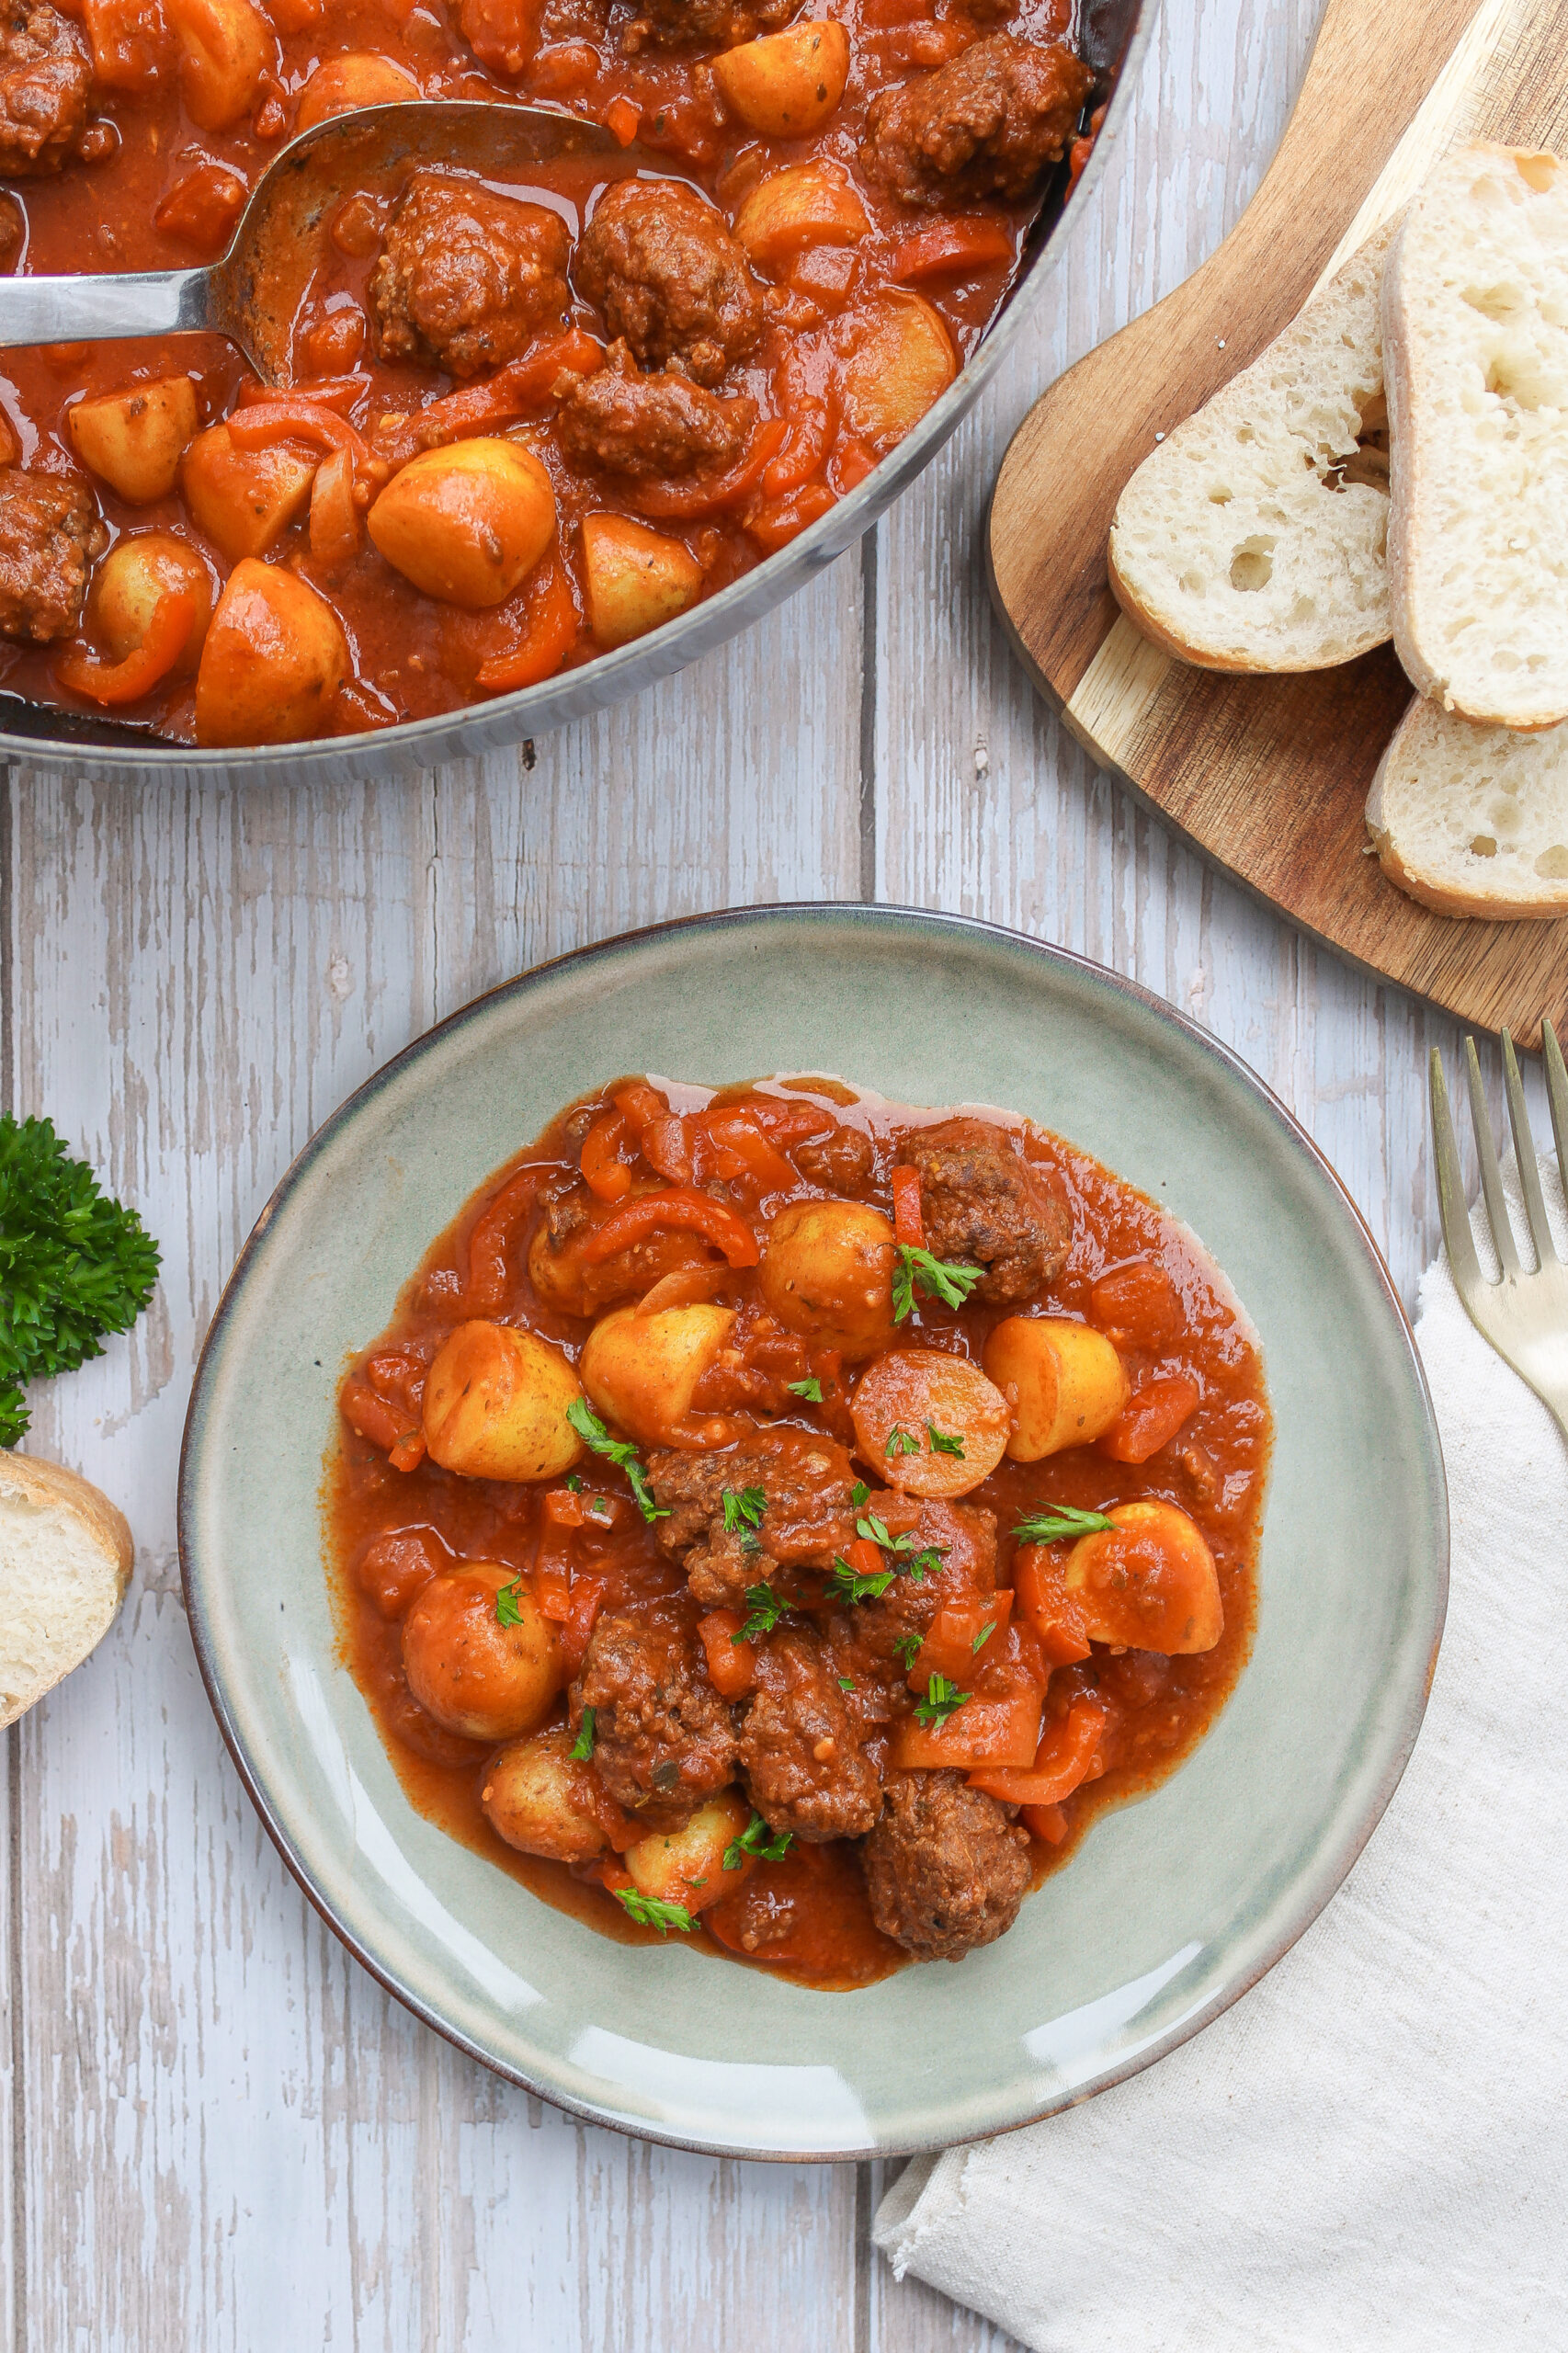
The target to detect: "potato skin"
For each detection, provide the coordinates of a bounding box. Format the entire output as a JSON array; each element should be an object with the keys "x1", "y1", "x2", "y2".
[
  {"x1": 582, "y1": 514, "x2": 702, "y2": 650},
  {"x1": 849, "y1": 1347, "x2": 1010, "y2": 1497},
  {"x1": 578, "y1": 1302, "x2": 735, "y2": 1448},
  {"x1": 733, "y1": 163, "x2": 869, "y2": 269},
  {"x1": 983, "y1": 1316, "x2": 1130, "y2": 1460},
  {"x1": 182, "y1": 423, "x2": 316, "y2": 561},
  {"x1": 68, "y1": 377, "x2": 198, "y2": 505},
  {"x1": 713, "y1": 22, "x2": 851, "y2": 138},
  {"x1": 838, "y1": 292, "x2": 956, "y2": 451},
  {"x1": 193, "y1": 560, "x2": 347, "y2": 746},
  {"x1": 483, "y1": 1722, "x2": 606, "y2": 1861},
  {"x1": 422, "y1": 1319, "x2": 585, "y2": 1481},
  {"x1": 165, "y1": 0, "x2": 271, "y2": 131},
  {"x1": 1064, "y1": 1500, "x2": 1223, "y2": 1654},
  {"x1": 297, "y1": 52, "x2": 418, "y2": 129},
  {"x1": 368, "y1": 439, "x2": 557, "y2": 608},
  {"x1": 623, "y1": 1789, "x2": 754, "y2": 1912},
  {"x1": 759, "y1": 1199, "x2": 896, "y2": 1358},
  {"x1": 89, "y1": 531, "x2": 211, "y2": 671},
  {"x1": 403, "y1": 1563, "x2": 565, "y2": 1741}
]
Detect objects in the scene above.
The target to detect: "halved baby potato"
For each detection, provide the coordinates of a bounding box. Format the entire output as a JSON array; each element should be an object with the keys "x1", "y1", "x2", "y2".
[
  {"x1": 422, "y1": 1319, "x2": 585, "y2": 1481},
  {"x1": 403, "y1": 1563, "x2": 565, "y2": 1742},
  {"x1": 483, "y1": 1722, "x2": 607, "y2": 1861},
  {"x1": 733, "y1": 162, "x2": 869, "y2": 271},
  {"x1": 581, "y1": 514, "x2": 702, "y2": 650},
  {"x1": 165, "y1": 0, "x2": 271, "y2": 131},
  {"x1": 193, "y1": 560, "x2": 347, "y2": 746},
  {"x1": 369, "y1": 438, "x2": 557, "y2": 608},
  {"x1": 69, "y1": 376, "x2": 199, "y2": 505},
  {"x1": 578, "y1": 1302, "x2": 735, "y2": 1448},
  {"x1": 1063, "y1": 1499, "x2": 1222, "y2": 1654},
  {"x1": 296, "y1": 51, "x2": 419, "y2": 129},
  {"x1": 182, "y1": 422, "x2": 316, "y2": 561},
  {"x1": 983, "y1": 1315, "x2": 1130, "y2": 1460},
  {"x1": 837, "y1": 292, "x2": 956, "y2": 452},
  {"x1": 712, "y1": 21, "x2": 851, "y2": 138},
  {"x1": 850, "y1": 1348, "x2": 1010, "y2": 1497},
  {"x1": 623, "y1": 1789, "x2": 755, "y2": 1913},
  {"x1": 759, "y1": 1199, "x2": 896, "y2": 1359}
]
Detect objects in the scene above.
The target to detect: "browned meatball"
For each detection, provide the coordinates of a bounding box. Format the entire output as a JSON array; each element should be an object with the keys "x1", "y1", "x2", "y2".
[
  {"x1": 557, "y1": 346, "x2": 756, "y2": 480},
  {"x1": 737, "y1": 1627, "x2": 881, "y2": 1840},
  {"x1": 0, "y1": 471, "x2": 105, "y2": 643},
  {"x1": 369, "y1": 172, "x2": 571, "y2": 379},
  {"x1": 862, "y1": 34, "x2": 1095, "y2": 208},
  {"x1": 793, "y1": 1122, "x2": 877, "y2": 1197},
  {"x1": 572, "y1": 1609, "x2": 738, "y2": 1832},
  {"x1": 576, "y1": 178, "x2": 764, "y2": 389},
  {"x1": 0, "y1": 191, "x2": 22, "y2": 272},
  {"x1": 648, "y1": 1427, "x2": 858, "y2": 1609},
  {"x1": 0, "y1": 2, "x2": 90, "y2": 178},
  {"x1": 895, "y1": 1117, "x2": 1072, "y2": 1305},
  {"x1": 849, "y1": 1495, "x2": 997, "y2": 1671},
  {"x1": 623, "y1": 0, "x2": 792, "y2": 51},
  {"x1": 860, "y1": 1770, "x2": 1030, "y2": 1960}
]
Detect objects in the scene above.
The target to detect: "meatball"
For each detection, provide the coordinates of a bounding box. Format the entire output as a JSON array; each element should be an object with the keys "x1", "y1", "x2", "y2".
[
  {"x1": 895, "y1": 1117, "x2": 1072, "y2": 1305},
  {"x1": 0, "y1": 471, "x2": 105, "y2": 643},
  {"x1": 369, "y1": 171, "x2": 571, "y2": 379},
  {"x1": 557, "y1": 347, "x2": 756, "y2": 479},
  {"x1": 0, "y1": 191, "x2": 22, "y2": 272},
  {"x1": 623, "y1": 0, "x2": 792, "y2": 51},
  {"x1": 572, "y1": 1608, "x2": 738, "y2": 1832},
  {"x1": 647, "y1": 1427, "x2": 858, "y2": 1609},
  {"x1": 0, "y1": 2, "x2": 91, "y2": 179},
  {"x1": 862, "y1": 34, "x2": 1096, "y2": 209},
  {"x1": 793, "y1": 1122, "x2": 877, "y2": 1197},
  {"x1": 737, "y1": 1627, "x2": 881, "y2": 1840},
  {"x1": 850, "y1": 1495, "x2": 997, "y2": 1671},
  {"x1": 576, "y1": 178, "x2": 764, "y2": 389},
  {"x1": 860, "y1": 1770, "x2": 1030, "y2": 1960}
]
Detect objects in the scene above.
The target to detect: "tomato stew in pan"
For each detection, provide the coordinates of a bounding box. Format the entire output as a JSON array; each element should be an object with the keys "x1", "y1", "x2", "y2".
[
  {"x1": 328, "y1": 1076, "x2": 1267, "y2": 1985},
  {"x1": 0, "y1": 0, "x2": 1098, "y2": 745}
]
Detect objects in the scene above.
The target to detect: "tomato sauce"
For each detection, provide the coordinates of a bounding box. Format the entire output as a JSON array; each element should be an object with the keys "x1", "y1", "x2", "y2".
[{"x1": 324, "y1": 1075, "x2": 1268, "y2": 1988}]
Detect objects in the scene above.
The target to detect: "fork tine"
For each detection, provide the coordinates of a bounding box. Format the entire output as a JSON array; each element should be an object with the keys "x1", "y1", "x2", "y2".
[
  {"x1": 1501, "y1": 1028, "x2": 1554, "y2": 1269},
  {"x1": 1544, "y1": 1021, "x2": 1568, "y2": 1212},
  {"x1": 1464, "y1": 1035, "x2": 1519, "y2": 1274},
  {"x1": 1430, "y1": 1048, "x2": 1485, "y2": 1294}
]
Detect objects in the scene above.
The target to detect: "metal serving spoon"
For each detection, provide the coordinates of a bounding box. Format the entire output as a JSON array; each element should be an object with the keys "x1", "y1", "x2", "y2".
[{"x1": 0, "y1": 100, "x2": 619, "y2": 386}]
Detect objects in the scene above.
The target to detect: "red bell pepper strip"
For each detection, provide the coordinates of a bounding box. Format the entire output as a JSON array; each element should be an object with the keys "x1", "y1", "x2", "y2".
[
  {"x1": 464, "y1": 1160, "x2": 559, "y2": 1310},
  {"x1": 891, "y1": 1165, "x2": 925, "y2": 1247},
  {"x1": 228, "y1": 398, "x2": 387, "y2": 491},
  {"x1": 55, "y1": 587, "x2": 198, "y2": 706},
  {"x1": 341, "y1": 1379, "x2": 426, "y2": 1472},
  {"x1": 699, "y1": 1608, "x2": 757, "y2": 1699},
  {"x1": 560, "y1": 1576, "x2": 606, "y2": 1676},
  {"x1": 578, "y1": 1108, "x2": 635, "y2": 1202},
  {"x1": 890, "y1": 221, "x2": 1013, "y2": 283},
  {"x1": 967, "y1": 1698, "x2": 1107, "y2": 1807},
  {"x1": 375, "y1": 331, "x2": 606, "y2": 469},
  {"x1": 630, "y1": 415, "x2": 788, "y2": 519},
  {"x1": 476, "y1": 554, "x2": 580, "y2": 694},
  {"x1": 578, "y1": 1187, "x2": 761, "y2": 1268}
]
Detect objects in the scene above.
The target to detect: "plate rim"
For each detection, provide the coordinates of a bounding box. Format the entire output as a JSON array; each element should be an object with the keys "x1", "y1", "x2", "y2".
[{"x1": 176, "y1": 901, "x2": 1450, "y2": 2161}]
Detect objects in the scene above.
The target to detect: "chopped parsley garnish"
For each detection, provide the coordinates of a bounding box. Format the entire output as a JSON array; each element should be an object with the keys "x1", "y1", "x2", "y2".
[
  {"x1": 971, "y1": 1620, "x2": 998, "y2": 1654},
  {"x1": 927, "y1": 1423, "x2": 965, "y2": 1458},
  {"x1": 571, "y1": 1709, "x2": 596, "y2": 1759},
  {"x1": 0, "y1": 1112, "x2": 162, "y2": 1448},
  {"x1": 915, "y1": 1672, "x2": 971, "y2": 1728},
  {"x1": 903, "y1": 1546, "x2": 948, "y2": 1583},
  {"x1": 495, "y1": 1577, "x2": 526, "y2": 1627},
  {"x1": 566, "y1": 1472, "x2": 583, "y2": 1493},
  {"x1": 722, "y1": 1485, "x2": 767, "y2": 1534},
  {"x1": 855, "y1": 1506, "x2": 949, "y2": 1585},
  {"x1": 838, "y1": 1675, "x2": 856, "y2": 1691},
  {"x1": 734, "y1": 1583, "x2": 783, "y2": 1643},
  {"x1": 894, "y1": 1632, "x2": 923, "y2": 1669},
  {"x1": 1013, "y1": 1503, "x2": 1118, "y2": 1544},
  {"x1": 829, "y1": 1554, "x2": 894, "y2": 1604},
  {"x1": 566, "y1": 1396, "x2": 668, "y2": 1523},
  {"x1": 850, "y1": 1480, "x2": 869, "y2": 1511},
  {"x1": 615, "y1": 1888, "x2": 695, "y2": 1935},
  {"x1": 892, "y1": 1245, "x2": 983, "y2": 1323},
  {"x1": 885, "y1": 1426, "x2": 919, "y2": 1458},
  {"x1": 787, "y1": 1376, "x2": 824, "y2": 1403},
  {"x1": 722, "y1": 1810, "x2": 792, "y2": 1870}
]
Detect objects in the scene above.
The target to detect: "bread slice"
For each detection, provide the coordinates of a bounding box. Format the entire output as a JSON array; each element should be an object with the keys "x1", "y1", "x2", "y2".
[
  {"x1": 1367, "y1": 695, "x2": 1568, "y2": 916},
  {"x1": 1384, "y1": 142, "x2": 1568, "y2": 729},
  {"x1": 1107, "y1": 222, "x2": 1395, "y2": 672},
  {"x1": 0, "y1": 1453, "x2": 133, "y2": 1726}
]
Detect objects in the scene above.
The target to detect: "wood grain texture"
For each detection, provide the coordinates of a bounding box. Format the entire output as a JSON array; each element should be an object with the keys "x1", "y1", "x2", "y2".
[
  {"x1": 989, "y1": 0, "x2": 1568, "y2": 1047},
  {"x1": 1, "y1": 3, "x2": 1552, "y2": 2347}
]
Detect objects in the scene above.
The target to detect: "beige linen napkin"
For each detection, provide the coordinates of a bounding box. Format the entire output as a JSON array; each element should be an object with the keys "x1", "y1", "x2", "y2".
[{"x1": 875, "y1": 1158, "x2": 1568, "y2": 2352}]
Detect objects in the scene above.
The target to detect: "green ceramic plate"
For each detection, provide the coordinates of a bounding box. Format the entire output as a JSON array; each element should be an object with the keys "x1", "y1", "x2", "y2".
[{"x1": 178, "y1": 907, "x2": 1448, "y2": 2159}]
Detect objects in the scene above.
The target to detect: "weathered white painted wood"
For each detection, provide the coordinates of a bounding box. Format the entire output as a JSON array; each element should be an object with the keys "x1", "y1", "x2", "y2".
[{"x1": 4, "y1": 0, "x2": 1551, "y2": 2345}]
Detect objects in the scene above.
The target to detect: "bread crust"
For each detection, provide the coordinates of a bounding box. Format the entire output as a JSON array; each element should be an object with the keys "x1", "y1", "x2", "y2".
[
  {"x1": 0, "y1": 1453, "x2": 133, "y2": 1725},
  {"x1": 1106, "y1": 545, "x2": 1379, "y2": 674}
]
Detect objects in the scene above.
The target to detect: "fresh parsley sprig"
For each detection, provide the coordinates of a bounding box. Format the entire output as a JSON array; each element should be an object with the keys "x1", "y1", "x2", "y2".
[
  {"x1": 787, "y1": 1376, "x2": 823, "y2": 1403},
  {"x1": 915, "y1": 1671, "x2": 971, "y2": 1728},
  {"x1": 566, "y1": 1396, "x2": 668, "y2": 1523},
  {"x1": 829, "y1": 1553, "x2": 894, "y2": 1604},
  {"x1": 885, "y1": 1426, "x2": 918, "y2": 1458},
  {"x1": 722, "y1": 1485, "x2": 767, "y2": 1534},
  {"x1": 615, "y1": 1887, "x2": 694, "y2": 1935},
  {"x1": 927, "y1": 1423, "x2": 965, "y2": 1459},
  {"x1": 971, "y1": 1620, "x2": 998, "y2": 1654},
  {"x1": 854, "y1": 1503, "x2": 949, "y2": 1585},
  {"x1": 734, "y1": 1582, "x2": 783, "y2": 1643},
  {"x1": 1013, "y1": 1503, "x2": 1117, "y2": 1545},
  {"x1": 722, "y1": 1810, "x2": 792, "y2": 1870},
  {"x1": 571, "y1": 1709, "x2": 596, "y2": 1759},
  {"x1": 892, "y1": 1245, "x2": 983, "y2": 1323},
  {"x1": 894, "y1": 1631, "x2": 923, "y2": 1670},
  {"x1": 495, "y1": 1577, "x2": 526, "y2": 1627},
  {"x1": 0, "y1": 1114, "x2": 161, "y2": 1448}
]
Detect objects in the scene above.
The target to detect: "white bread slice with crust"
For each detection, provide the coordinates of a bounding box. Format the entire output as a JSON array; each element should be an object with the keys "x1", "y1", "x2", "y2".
[
  {"x1": 0, "y1": 1453, "x2": 133, "y2": 1726},
  {"x1": 1107, "y1": 222, "x2": 1395, "y2": 673},
  {"x1": 1384, "y1": 142, "x2": 1568, "y2": 730},
  {"x1": 1367, "y1": 695, "x2": 1568, "y2": 916}
]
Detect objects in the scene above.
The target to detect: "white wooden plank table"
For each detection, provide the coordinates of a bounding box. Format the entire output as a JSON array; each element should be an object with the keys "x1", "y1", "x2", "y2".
[{"x1": 1, "y1": 1, "x2": 1542, "y2": 2342}]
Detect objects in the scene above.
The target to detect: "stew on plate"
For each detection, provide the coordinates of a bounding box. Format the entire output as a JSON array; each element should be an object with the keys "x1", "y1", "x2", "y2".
[
  {"x1": 0, "y1": 0, "x2": 1098, "y2": 745},
  {"x1": 328, "y1": 1074, "x2": 1268, "y2": 1984}
]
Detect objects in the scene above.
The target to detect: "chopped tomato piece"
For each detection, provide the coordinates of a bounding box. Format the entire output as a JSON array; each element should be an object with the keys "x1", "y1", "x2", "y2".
[
  {"x1": 341, "y1": 1378, "x2": 424, "y2": 1469},
  {"x1": 1099, "y1": 1372, "x2": 1201, "y2": 1464},
  {"x1": 699, "y1": 1608, "x2": 757, "y2": 1699},
  {"x1": 579, "y1": 1186, "x2": 760, "y2": 1268},
  {"x1": 606, "y1": 95, "x2": 641, "y2": 145},
  {"x1": 968, "y1": 1697, "x2": 1106, "y2": 1806},
  {"x1": 891, "y1": 1165, "x2": 925, "y2": 1247},
  {"x1": 1089, "y1": 1257, "x2": 1183, "y2": 1347}
]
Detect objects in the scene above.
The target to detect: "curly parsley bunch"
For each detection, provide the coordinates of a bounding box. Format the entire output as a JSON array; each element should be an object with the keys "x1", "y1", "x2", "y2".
[{"x1": 0, "y1": 1115, "x2": 161, "y2": 1447}]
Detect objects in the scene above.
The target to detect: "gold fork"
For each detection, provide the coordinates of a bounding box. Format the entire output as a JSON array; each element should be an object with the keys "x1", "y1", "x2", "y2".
[{"x1": 1429, "y1": 1022, "x2": 1568, "y2": 1443}]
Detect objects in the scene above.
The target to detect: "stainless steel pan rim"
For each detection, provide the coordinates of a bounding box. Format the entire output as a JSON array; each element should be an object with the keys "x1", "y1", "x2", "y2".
[{"x1": 0, "y1": 0, "x2": 1150, "y2": 786}]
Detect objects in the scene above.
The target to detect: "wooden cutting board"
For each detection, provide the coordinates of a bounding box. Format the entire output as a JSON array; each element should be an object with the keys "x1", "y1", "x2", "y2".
[{"x1": 988, "y1": 0, "x2": 1568, "y2": 1050}]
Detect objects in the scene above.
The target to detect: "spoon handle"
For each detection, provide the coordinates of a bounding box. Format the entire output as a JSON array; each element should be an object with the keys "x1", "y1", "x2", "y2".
[{"x1": 0, "y1": 267, "x2": 218, "y2": 353}]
